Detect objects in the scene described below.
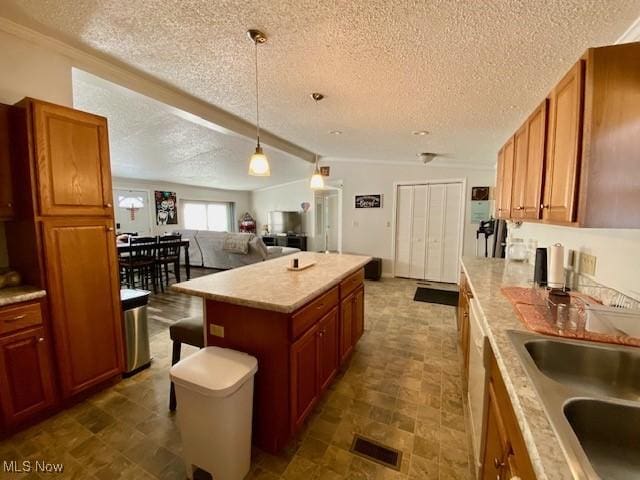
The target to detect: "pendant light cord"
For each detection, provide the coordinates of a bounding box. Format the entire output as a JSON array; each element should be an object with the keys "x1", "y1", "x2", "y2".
[{"x1": 254, "y1": 40, "x2": 261, "y2": 147}]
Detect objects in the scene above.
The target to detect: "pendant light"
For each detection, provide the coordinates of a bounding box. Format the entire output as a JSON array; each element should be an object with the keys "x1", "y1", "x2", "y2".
[
  {"x1": 309, "y1": 93, "x2": 325, "y2": 190},
  {"x1": 247, "y1": 29, "x2": 270, "y2": 176}
]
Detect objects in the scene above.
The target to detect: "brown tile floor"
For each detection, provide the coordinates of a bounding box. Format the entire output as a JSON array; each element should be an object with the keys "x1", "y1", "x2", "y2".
[{"x1": 0, "y1": 276, "x2": 471, "y2": 480}]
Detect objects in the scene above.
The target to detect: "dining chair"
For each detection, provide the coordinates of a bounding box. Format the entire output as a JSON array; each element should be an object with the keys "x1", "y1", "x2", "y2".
[
  {"x1": 119, "y1": 236, "x2": 158, "y2": 292},
  {"x1": 156, "y1": 234, "x2": 182, "y2": 292}
]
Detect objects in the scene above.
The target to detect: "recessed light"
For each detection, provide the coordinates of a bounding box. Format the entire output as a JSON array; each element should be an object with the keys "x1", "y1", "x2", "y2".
[
  {"x1": 329, "y1": 130, "x2": 343, "y2": 135},
  {"x1": 412, "y1": 130, "x2": 429, "y2": 136}
]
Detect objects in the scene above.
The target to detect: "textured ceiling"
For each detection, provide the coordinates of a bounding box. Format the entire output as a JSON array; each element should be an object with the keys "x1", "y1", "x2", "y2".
[
  {"x1": 2, "y1": 1, "x2": 640, "y2": 166},
  {"x1": 72, "y1": 70, "x2": 312, "y2": 190}
]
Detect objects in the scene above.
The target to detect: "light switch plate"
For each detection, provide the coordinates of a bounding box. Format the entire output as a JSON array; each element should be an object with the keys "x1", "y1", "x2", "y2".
[
  {"x1": 578, "y1": 253, "x2": 597, "y2": 276},
  {"x1": 209, "y1": 324, "x2": 225, "y2": 338}
]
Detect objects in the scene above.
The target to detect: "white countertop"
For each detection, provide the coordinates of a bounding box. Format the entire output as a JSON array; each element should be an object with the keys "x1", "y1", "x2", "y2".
[
  {"x1": 172, "y1": 252, "x2": 372, "y2": 313},
  {"x1": 0, "y1": 286, "x2": 47, "y2": 307},
  {"x1": 461, "y1": 256, "x2": 573, "y2": 480}
]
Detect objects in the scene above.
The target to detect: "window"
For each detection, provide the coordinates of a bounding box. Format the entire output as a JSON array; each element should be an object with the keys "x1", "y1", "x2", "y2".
[{"x1": 183, "y1": 201, "x2": 234, "y2": 231}]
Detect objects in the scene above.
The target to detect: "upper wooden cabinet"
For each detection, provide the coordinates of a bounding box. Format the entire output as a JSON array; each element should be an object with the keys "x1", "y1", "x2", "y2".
[
  {"x1": 495, "y1": 42, "x2": 640, "y2": 228},
  {"x1": 0, "y1": 105, "x2": 14, "y2": 219},
  {"x1": 543, "y1": 61, "x2": 584, "y2": 223},
  {"x1": 18, "y1": 99, "x2": 113, "y2": 217},
  {"x1": 511, "y1": 100, "x2": 547, "y2": 220}
]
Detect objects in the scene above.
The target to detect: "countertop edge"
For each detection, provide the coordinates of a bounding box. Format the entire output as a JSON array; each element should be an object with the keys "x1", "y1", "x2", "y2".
[
  {"x1": 461, "y1": 259, "x2": 568, "y2": 480},
  {"x1": 0, "y1": 288, "x2": 47, "y2": 307},
  {"x1": 172, "y1": 258, "x2": 371, "y2": 314}
]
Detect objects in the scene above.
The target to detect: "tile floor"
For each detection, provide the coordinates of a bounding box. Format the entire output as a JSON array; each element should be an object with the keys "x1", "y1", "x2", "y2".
[{"x1": 0, "y1": 277, "x2": 471, "y2": 480}]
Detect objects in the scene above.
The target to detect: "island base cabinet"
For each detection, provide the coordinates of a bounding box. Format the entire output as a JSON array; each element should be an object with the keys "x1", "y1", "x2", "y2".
[
  {"x1": 291, "y1": 308, "x2": 339, "y2": 432},
  {"x1": 340, "y1": 285, "x2": 364, "y2": 363},
  {"x1": 0, "y1": 325, "x2": 56, "y2": 429}
]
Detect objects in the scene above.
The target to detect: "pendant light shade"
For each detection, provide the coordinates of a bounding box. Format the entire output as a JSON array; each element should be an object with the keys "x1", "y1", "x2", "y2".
[
  {"x1": 310, "y1": 157, "x2": 324, "y2": 190},
  {"x1": 249, "y1": 146, "x2": 271, "y2": 176},
  {"x1": 247, "y1": 29, "x2": 270, "y2": 177}
]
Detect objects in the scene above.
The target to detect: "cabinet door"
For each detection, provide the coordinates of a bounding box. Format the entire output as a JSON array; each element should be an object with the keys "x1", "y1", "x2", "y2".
[
  {"x1": 510, "y1": 124, "x2": 529, "y2": 219},
  {"x1": 497, "y1": 137, "x2": 515, "y2": 219},
  {"x1": 481, "y1": 382, "x2": 510, "y2": 480},
  {"x1": 32, "y1": 100, "x2": 113, "y2": 216},
  {"x1": 522, "y1": 100, "x2": 547, "y2": 220},
  {"x1": 42, "y1": 218, "x2": 123, "y2": 398},
  {"x1": 352, "y1": 286, "x2": 364, "y2": 344},
  {"x1": 543, "y1": 61, "x2": 584, "y2": 223},
  {"x1": 0, "y1": 326, "x2": 56, "y2": 427},
  {"x1": 494, "y1": 148, "x2": 504, "y2": 218},
  {"x1": 339, "y1": 294, "x2": 354, "y2": 363},
  {"x1": 0, "y1": 104, "x2": 14, "y2": 218},
  {"x1": 318, "y1": 308, "x2": 339, "y2": 392},
  {"x1": 290, "y1": 323, "x2": 319, "y2": 431}
]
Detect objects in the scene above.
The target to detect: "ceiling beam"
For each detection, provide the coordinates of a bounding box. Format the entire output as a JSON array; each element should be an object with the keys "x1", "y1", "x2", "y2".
[{"x1": 0, "y1": 16, "x2": 317, "y2": 163}]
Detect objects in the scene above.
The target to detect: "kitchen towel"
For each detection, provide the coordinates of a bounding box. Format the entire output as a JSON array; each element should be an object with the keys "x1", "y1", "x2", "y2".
[
  {"x1": 534, "y1": 247, "x2": 548, "y2": 286},
  {"x1": 548, "y1": 243, "x2": 565, "y2": 289}
]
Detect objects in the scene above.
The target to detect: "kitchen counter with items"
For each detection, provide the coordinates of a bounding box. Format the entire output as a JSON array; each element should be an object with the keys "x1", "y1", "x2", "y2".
[
  {"x1": 0, "y1": 285, "x2": 46, "y2": 307},
  {"x1": 460, "y1": 256, "x2": 574, "y2": 480}
]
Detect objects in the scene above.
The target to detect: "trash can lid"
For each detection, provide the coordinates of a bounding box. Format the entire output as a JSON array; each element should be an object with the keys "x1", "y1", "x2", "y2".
[
  {"x1": 170, "y1": 347, "x2": 258, "y2": 398},
  {"x1": 121, "y1": 289, "x2": 150, "y2": 310}
]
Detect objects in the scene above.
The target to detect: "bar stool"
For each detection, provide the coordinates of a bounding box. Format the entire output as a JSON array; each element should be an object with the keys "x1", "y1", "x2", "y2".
[{"x1": 169, "y1": 316, "x2": 205, "y2": 411}]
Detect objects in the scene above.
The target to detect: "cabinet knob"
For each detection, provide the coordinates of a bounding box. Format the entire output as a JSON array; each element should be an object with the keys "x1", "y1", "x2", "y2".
[
  {"x1": 515, "y1": 206, "x2": 523, "y2": 210},
  {"x1": 106, "y1": 227, "x2": 114, "y2": 232},
  {"x1": 105, "y1": 203, "x2": 112, "y2": 208},
  {"x1": 319, "y1": 331, "x2": 324, "y2": 337},
  {"x1": 494, "y1": 457, "x2": 505, "y2": 469},
  {"x1": 38, "y1": 337, "x2": 45, "y2": 343},
  {"x1": 7, "y1": 202, "x2": 12, "y2": 208},
  {"x1": 541, "y1": 204, "x2": 550, "y2": 209}
]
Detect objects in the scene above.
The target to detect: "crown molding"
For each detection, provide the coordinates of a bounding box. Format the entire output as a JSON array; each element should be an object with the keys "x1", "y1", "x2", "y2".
[
  {"x1": 322, "y1": 156, "x2": 496, "y2": 170},
  {"x1": 250, "y1": 178, "x2": 310, "y2": 193},
  {"x1": 617, "y1": 14, "x2": 640, "y2": 43},
  {"x1": 0, "y1": 16, "x2": 316, "y2": 163}
]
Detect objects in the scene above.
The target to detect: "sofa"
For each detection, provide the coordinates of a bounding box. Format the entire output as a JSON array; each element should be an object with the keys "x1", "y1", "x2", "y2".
[{"x1": 176, "y1": 230, "x2": 300, "y2": 270}]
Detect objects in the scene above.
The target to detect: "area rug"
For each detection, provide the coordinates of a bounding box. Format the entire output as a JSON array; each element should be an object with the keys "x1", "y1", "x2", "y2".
[{"x1": 413, "y1": 287, "x2": 459, "y2": 306}]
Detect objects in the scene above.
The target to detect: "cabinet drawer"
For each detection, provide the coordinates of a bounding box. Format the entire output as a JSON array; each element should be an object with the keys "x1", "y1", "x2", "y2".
[
  {"x1": 292, "y1": 287, "x2": 339, "y2": 339},
  {"x1": 0, "y1": 302, "x2": 43, "y2": 335},
  {"x1": 340, "y1": 269, "x2": 364, "y2": 297}
]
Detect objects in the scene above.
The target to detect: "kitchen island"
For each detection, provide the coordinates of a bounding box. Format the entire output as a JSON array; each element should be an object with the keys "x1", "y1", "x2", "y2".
[{"x1": 172, "y1": 251, "x2": 371, "y2": 453}]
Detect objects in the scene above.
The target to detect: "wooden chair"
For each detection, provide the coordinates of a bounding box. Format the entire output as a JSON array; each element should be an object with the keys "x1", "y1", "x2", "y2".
[
  {"x1": 119, "y1": 236, "x2": 157, "y2": 292},
  {"x1": 169, "y1": 316, "x2": 205, "y2": 411},
  {"x1": 156, "y1": 234, "x2": 182, "y2": 292}
]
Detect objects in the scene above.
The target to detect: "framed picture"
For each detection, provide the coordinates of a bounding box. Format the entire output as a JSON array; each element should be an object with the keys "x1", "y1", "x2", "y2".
[
  {"x1": 355, "y1": 194, "x2": 383, "y2": 208},
  {"x1": 320, "y1": 166, "x2": 330, "y2": 177},
  {"x1": 155, "y1": 191, "x2": 178, "y2": 225},
  {"x1": 472, "y1": 186, "x2": 490, "y2": 201}
]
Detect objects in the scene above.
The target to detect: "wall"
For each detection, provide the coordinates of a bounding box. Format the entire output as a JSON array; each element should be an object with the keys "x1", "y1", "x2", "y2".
[
  {"x1": 512, "y1": 223, "x2": 640, "y2": 301},
  {"x1": 113, "y1": 177, "x2": 252, "y2": 235},
  {"x1": 0, "y1": 29, "x2": 74, "y2": 267},
  {"x1": 251, "y1": 160, "x2": 496, "y2": 275}
]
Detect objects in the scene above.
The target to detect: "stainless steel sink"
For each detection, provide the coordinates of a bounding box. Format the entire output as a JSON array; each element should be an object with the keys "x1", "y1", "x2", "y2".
[
  {"x1": 509, "y1": 330, "x2": 640, "y2": 479},
  {"x1": 564, "y1": 399, "x2": 640, "y2": 479}
]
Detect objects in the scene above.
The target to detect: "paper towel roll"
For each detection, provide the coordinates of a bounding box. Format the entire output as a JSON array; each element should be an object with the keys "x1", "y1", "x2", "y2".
[{"x1": 548, "y1": 243, "x2": 565, "y2": 289}]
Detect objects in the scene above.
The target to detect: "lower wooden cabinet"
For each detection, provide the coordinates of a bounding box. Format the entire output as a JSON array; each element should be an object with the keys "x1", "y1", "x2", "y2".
[
  {"x1": 0, "y1": 104, "x2": 14, "y2": 219},
  {"x1": 352, "y1": 287, "x2": 364, "y2": 344},
  {"x1": 457, "y1": 272, "x2": 472, "y2": 387},
  {"x1": 340, "y1": 285, "x2": 364, "y2": 363},
  {"x1": 291, "y1": 307, "x2": 339, "y2": 431},
  {"x1": 41, "y1": 218, "x2": 124, "y2": 398},
  {"x1": 0, "y1": 303, "x2": 56, "y2": 429}
]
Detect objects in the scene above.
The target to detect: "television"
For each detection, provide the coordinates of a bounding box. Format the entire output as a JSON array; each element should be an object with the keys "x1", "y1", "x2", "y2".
[{"x1": 269, "y1": 211, "x2": 302, "y2": 234}]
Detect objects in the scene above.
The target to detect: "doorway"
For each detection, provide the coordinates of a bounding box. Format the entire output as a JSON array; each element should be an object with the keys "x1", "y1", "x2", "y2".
[
  {"x1": 393, "y1": 180, "x2": 465, "y2": 283},
  {"x1": 314, "y1": 188, "x2": 342, "y2": 253}
]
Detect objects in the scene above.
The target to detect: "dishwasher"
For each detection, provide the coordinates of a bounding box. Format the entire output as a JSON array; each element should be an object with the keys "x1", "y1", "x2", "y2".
[
  {"x1": 467, "y1": 296, "x2": 488, "y2": 477},
  {"x1": 121, "y1": 288, "x2": 152, "y2": 376}
]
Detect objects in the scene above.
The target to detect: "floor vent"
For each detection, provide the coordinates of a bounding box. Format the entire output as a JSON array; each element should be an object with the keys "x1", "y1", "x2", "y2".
[{"x1": 350, "y1": 434, "x2": 403, "y2": 470}]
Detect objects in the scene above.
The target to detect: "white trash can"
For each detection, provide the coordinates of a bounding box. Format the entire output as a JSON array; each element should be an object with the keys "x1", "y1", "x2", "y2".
[{"x1": 170, "y1": 346, "x2": 258, "y2": 480}]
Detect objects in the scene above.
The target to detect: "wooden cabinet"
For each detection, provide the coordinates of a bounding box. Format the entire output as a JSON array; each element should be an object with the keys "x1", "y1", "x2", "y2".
[
  {"x1": 496, "y1": 137, "x2": 515, "y2": 219},
  {"x1": 41, "y1": 218, "x2": 123, "y2": 398},
  {"x1": 457, "y1": 272, "x2": 472, "y2": 386},
  {"x1": 0, "y1": 104, "x2": 14, "y2": 218},
  {"x1": 543, "y1": 61, "x2": 584, "y2": 223},
  {"x1": 339, "y1": 295, "x2": 354, "y2": 363},
  {"x1": 23, "y1": 99, "x2": 114, "y2": 217},
  {"x1": 480, "y1": 348, "x2": 536, "y2": 480},
  {"x1": 0, "y1": 302, "x2": 56, "y2": 430},
  {"x1": 495, "y1": 42, "x2": 640, "y2": 228},
  {"x1": 511, "y1": 100, "x2": 548, "y2": 220},
  {"x1": 352, "y1": 286, "x2": 364, "y2": 344},
  {"x1": 291, "y1": 307, "x2": 340, "y2": 431}
]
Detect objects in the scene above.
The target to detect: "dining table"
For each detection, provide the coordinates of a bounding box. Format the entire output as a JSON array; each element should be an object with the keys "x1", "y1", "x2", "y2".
[{"x1": 116, "y1": 238, "x2": 191, "y2": 281}]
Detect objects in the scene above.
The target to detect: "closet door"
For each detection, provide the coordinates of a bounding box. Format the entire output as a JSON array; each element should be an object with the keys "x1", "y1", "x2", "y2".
[
  {"x1": 424, "y1": 185, "x2": 445, "y2": 281},
  {"x1": 441, "y1": 183, "x2": 463, "y2": 283},
  {"x1": 394, "y1": 186, "x2": 413, "y2": 277},
  {"x1": 409, "y1": 185, "x2": 427, "y2": 279}
]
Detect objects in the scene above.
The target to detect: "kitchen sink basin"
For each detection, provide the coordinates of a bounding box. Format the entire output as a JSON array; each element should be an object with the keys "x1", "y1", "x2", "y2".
[
  {"x1": 564, "y1": 399, "x2": 640, "y2": 480},
  {"x1": 524, "y1": 339, "x2": 640, "y2": 402},
  {"x1": 508, "y1": 330, "x2": 640, "y2": 479}
]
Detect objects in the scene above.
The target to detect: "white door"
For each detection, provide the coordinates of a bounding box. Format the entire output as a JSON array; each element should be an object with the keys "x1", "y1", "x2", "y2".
[
  {"x1": 394, "y1": 182, "x2": 464, "y2": 282},
  {"x1": 113, "y1": 189, "x2": 152, "y2": 235}
]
